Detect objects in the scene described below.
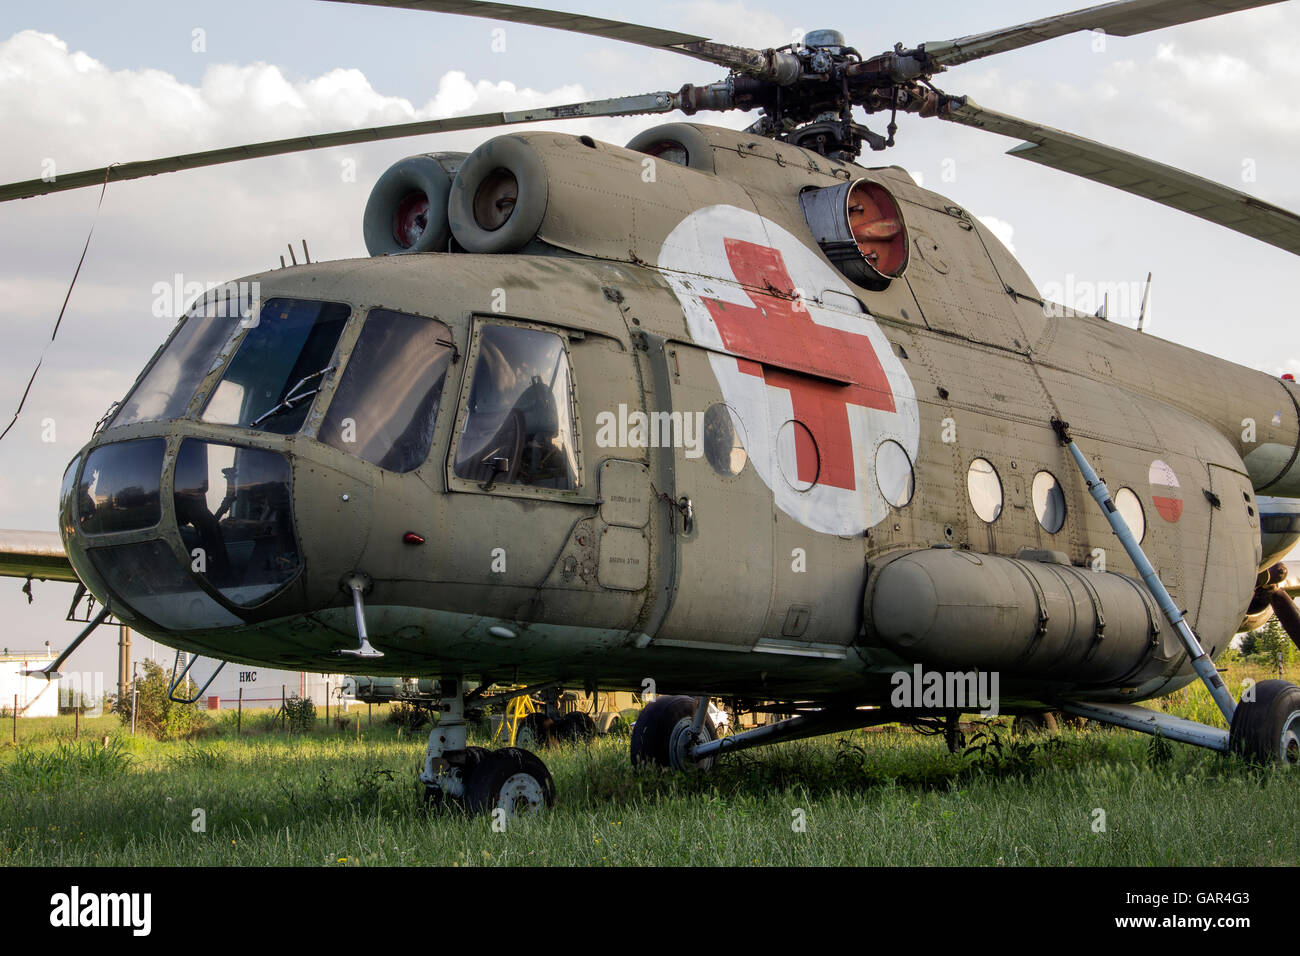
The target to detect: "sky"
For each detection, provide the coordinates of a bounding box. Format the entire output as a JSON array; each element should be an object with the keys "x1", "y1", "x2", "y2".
[{"x1": 0, "y1": 0, "x2": 1297, "y2": 689}]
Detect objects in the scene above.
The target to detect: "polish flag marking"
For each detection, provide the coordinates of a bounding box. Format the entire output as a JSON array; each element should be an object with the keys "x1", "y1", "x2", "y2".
[{"x1": 1149, "y1": 459, "x2": 1183, "y2": 523}]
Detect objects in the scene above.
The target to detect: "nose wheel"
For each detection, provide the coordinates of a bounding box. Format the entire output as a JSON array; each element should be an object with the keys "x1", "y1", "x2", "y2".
[
  {"x1": 419, "y1": 681, "x2": 557, "y2": 816},
  {"x1": 464, "y1": 747, "x2": 556, "y2": 816}
]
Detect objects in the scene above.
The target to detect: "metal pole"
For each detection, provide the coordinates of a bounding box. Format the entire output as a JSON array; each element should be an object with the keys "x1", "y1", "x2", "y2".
[
  {"x1": 238, "y1": 687, "x2": 243, "y2": 735},
  {"x1": 117, "y1": 624, "x2": 131, "y2": 702},
  {"x1": 1053, "y1": 419, "x2": 1236, "y2": 723},
  {"x1": 326, "y1": 681, "x2": 330, "y2": 727},
  {"x1": 75, "y1": 704, "x2": 79, "y2": 741},
  {"x1": 281, "y1": 684, "x2": 286, "y2": 732},
  {"x1": 11, "y1": 694, "x2": 16, "y2": 743},
  {"x1": 131, "y1": 662, "x2": 139, "y2": 735}
]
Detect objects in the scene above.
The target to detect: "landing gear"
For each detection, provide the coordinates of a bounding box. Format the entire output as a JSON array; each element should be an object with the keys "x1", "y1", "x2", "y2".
[
  {"x1": 420, "y1": 682, "x2": 556, "y2": 815},
  {"x1": 1229, "y1": 680, "x2": 1300, "y2": 766},
  {"x1": 630, "y1": 695, "x2": 717, "y2": 770}
]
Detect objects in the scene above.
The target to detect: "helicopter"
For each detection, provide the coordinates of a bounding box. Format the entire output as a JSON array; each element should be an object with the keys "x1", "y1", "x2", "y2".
[{"x1": 1, "y1": 0, "x2": 1299, "y2": 817}]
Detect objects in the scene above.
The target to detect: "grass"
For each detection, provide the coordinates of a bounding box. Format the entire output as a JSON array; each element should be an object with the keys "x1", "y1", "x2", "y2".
[{"x1": 1, "y1": 661, "x2": 1297, "y2": 866}]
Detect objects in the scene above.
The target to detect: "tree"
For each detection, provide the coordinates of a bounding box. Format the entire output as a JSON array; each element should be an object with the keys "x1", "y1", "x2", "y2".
[
  {"x1": 1242, "y1": 618, "x2": 1298, "y2": 667},
  {"x1": 110, "y1": 658, "x2": 208, "y2": 740}
]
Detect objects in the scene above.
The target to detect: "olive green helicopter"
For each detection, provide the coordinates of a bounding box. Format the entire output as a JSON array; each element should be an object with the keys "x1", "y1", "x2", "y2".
[{"x1": 2, "y1": 0, "x2": 1300, "y2": 816}]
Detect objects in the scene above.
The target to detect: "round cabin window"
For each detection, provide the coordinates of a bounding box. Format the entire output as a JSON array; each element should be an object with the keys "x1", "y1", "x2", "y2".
[
  {"x1": 875, "y1": 440, "x2": 915, "y2": 508},
  {"x1": 776, "y1": 420, "x2": 819, "y2": 492},
  {"x1": 1114, "y1": 487, "x2": 1147, "y2": 543},
  {"x1": 967, "y1": 458, "x2": 1003, "y2": 523},
  {"x1": 1032, "y1": 471, "x2": 1067, "y2": 534},
  {"x1": 703, "y1": 403, "x2": 748, "y2": 477}
]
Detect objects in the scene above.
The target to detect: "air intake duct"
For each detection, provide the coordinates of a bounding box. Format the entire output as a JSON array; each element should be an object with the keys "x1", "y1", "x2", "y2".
[{"x1": 363, "y1": 152, "x2": 466, "y2": 256}]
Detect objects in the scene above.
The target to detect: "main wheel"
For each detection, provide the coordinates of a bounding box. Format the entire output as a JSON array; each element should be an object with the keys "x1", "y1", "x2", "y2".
[
  {"x1": 1012, "y1": 712, "x2": 1060, "y2": 736},
  {"x1": 514, "y1": 712, "x2": 555, "y2": 750},
  {"x1": 630, "y1": 695, "x2": 716, "y2": 770},
  {"x1": 1229, "y1": 679, "x2": 1300, "y2": 766},
  {"x1": 463, "y1": 747, "x2": 556, "y2": 817},
  {"x1": 555, "y1": 711, "x2": 597, "y2": 743}
]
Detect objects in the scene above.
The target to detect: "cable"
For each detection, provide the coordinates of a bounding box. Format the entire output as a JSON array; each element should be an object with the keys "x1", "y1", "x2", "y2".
[{"x1": 0, "y1": 166, "x2": 114, "y2": 444}]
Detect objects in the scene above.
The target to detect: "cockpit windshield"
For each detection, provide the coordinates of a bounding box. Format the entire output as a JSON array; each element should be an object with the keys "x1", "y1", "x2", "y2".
[
  {"x1": 112, "y1": 294, "x2": 243, "y2": 427},
  {"x1": 202, "y1": 298, "x2": 350, "y2": 434}
]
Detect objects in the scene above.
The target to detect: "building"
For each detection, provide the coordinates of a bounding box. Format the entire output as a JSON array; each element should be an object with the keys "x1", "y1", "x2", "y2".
[
  {"x1": 186, "y1": 658, "x2": 356, "y2": 711},
  {"x1": 0, "y1": 648, "x2": 59, "y2": 717}
]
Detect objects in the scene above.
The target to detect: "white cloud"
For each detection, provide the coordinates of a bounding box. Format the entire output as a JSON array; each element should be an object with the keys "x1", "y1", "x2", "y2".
[{"x1": 977, "y1": 215, "x2": 1015, "y2": 255}]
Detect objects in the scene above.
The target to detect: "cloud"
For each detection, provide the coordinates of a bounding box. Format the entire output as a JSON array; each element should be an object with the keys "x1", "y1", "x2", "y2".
[
  {"x1": 976, "y1": 215, "x2": 1015, "y2": 255},
  {"x1": 0, "y1": 29, "x2": 678, "y2": 533}
]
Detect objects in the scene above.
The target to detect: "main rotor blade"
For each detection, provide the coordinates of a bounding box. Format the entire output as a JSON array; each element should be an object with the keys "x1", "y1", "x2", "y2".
[
  {"x1": 318, "y1": 0, "x2": 770, "y2": 73},
  {"x1": 922, "y1": 0, "x2": 1288, "y2": 68},
  {"x1": 943, "y1": 98, "x2": 1300, "y2": 256},
  {"x1": 0, "y1": 91, "x2": 678, "y2": 203}
]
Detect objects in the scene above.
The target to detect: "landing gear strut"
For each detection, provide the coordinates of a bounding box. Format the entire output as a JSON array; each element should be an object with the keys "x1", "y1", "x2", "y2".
[{"x1": 420, "y1": 681, "x2": 556, "y2": 815}]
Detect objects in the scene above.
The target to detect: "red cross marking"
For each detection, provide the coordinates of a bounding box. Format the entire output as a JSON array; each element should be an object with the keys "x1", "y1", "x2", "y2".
[{"x1": 702, "y1": 238, "x2": 896, "y2": 491}]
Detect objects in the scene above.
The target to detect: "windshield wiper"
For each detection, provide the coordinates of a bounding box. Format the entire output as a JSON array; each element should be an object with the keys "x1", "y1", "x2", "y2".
[{"x1": 251, "y1": 364, "x2": 336, "y2": 428}]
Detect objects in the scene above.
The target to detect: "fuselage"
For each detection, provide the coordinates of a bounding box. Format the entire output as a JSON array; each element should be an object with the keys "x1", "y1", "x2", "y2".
[{"x1": 58, "y1": 123, "x2": 1300, "y2": 710}]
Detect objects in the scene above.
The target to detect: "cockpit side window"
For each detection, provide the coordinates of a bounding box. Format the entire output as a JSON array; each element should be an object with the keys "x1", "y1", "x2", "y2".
[
  {"x1": 453, "y1": 324, "x2": 579, "y2": 491},
  {"x1": 317, "y1": 309, "x2": 454, "y2": 473},
  {"x1": 202, "y1": 298, "x2": 350, "y2": 434}
]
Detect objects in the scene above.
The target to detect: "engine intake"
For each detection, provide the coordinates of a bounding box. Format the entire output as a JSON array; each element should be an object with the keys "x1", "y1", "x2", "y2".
[{"x1": 363, "y1": 152, "x2": 465, "y2": 256}]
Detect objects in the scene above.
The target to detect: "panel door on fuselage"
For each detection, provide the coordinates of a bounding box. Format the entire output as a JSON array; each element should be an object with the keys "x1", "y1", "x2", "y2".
[
  {"x1": 444, "y1": 317, "x2": 651, "y2": 633},
  {"x1": 650, "y1": 340, "x2": 774, "y2": 650}
]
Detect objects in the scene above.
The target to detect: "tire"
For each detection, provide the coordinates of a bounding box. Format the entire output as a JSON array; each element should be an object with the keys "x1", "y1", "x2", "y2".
[
  {"x1": 448, "y1": 135, "x2": 548, "y2": 253},
  {"x1": 463, "y1": 747, "x2": 556, "y2": 817},
  {"x1": 514, "y1": 712, "x2": 555, "y2": 750},
  {"x1": 630, "y1": 695, "x2": 716, "y2": 769},
  {"x1": 362, "y1": 152, "x2": 464, "y2": 256},
  {"x1": 1012, "y1": 712, "x2": 1059, "y2": 736},
  {"x1": 555, "y1": 711, "x2": 597, "y2": 743},
  {"x1": 461, "y1": 745, "x2": 491, "y2": 777},
  {"x1": 420, "y1": 746, "x2": 490, "y2": 811},
  {"x1": 1229, "y1": 679, "x2": 1300, "y2": 766}
]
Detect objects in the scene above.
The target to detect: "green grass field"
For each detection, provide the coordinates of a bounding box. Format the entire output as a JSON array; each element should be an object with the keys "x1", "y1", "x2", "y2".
[{"x1": 2, "y1": 661, "x2": 1298, "y2": 866}]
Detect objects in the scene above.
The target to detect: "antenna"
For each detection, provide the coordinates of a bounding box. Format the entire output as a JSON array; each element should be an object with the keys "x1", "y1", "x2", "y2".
[
  {"x1": 302, "y1": 239, "x2": 311, "y2": 264},
  {"x1": 286, "y1": 243, "x2": 297, "y2": 266},
  {"x1": 1136, "y1": 272, "x2": 1153, "y2": 332},
  {"x1": 1095, "y1": 291, "x2": 1108, "y2": 321}
]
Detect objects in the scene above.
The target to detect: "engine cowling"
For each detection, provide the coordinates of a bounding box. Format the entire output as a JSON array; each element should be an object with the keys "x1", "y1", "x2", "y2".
[
  {"x1": 362, "y1": 152, "x2": 466, "y2": 256},
  {"x1": 447, "y1": 135, "x2": 550, "y2": 254}
]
